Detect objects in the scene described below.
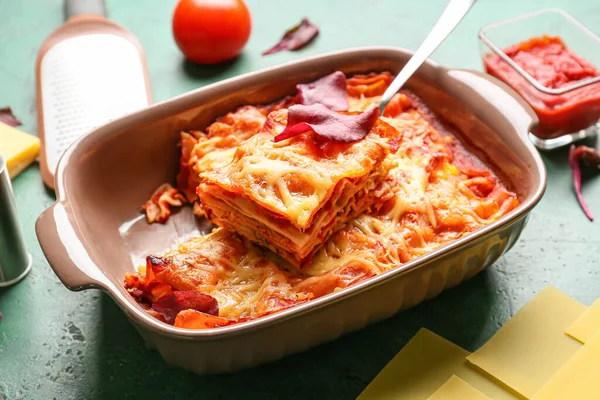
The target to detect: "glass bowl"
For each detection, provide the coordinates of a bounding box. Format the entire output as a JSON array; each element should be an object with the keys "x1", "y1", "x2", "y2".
[{"x1": 479, "y1": 8, "x2": 600, "y2": 150}]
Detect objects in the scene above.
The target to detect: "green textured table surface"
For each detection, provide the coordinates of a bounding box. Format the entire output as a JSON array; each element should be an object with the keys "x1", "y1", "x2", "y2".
[{"x1": 1, "y1": 0, "x2": 600, "y2": 399}]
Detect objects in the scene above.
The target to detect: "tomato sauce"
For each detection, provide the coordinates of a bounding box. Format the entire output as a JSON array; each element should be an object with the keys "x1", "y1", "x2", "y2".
[{"x1": 484, "y1": 36, "x2": 600, "y2": 139}]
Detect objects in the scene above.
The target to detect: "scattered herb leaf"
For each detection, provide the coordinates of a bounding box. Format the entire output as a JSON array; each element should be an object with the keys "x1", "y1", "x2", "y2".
[
  {"x1": 569, "y1": 145, "x2": 600, "y2": 221},
  {"x1": 297, "y1": 71, "x2": 348, "y2": 111},
  {"x1": 274, "y1": 104, "x2": 379, "y2": 143},
  {"x1": 0, "y1": 107, "x2": 22, "y2": 127},
  {"x1": 262, "y1": 18, "x2": 319, "y2": 56},
  {"x1": 152, "y1": 290, "x2": 219, "y2": 324}
]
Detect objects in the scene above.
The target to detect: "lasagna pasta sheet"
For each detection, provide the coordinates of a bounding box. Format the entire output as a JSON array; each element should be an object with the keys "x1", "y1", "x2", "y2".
[{"x1": 128, "y1": 73, "x2": 519, "y2": 329}]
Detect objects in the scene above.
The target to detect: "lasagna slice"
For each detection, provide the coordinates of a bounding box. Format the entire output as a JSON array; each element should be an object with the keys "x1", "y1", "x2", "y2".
[
  {"x1": 176, "y1": 105, "x2": 270, "y2": 216},
  {"x1": 197, "y1": 108, "x2": 399, "y2": 267}
]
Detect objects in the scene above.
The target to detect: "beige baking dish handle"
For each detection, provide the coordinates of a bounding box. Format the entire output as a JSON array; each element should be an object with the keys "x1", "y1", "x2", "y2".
[
  {"x1": 36, "y1": 202, "x2": 107, "y2": 290},
  {"x1": 449, "y1": 69, "x2": 540, "y2": 134}
]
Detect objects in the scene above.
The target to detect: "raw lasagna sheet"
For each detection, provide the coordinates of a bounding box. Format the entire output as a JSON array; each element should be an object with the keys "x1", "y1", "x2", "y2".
[{"x1": 466, "y1": 286, "x2": 585, "y2": 399}]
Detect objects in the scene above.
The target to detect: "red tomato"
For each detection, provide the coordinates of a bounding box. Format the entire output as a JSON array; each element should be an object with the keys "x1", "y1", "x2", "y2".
[{"x1": 172, "y1": 0, "x2": 252, "y2": 64}]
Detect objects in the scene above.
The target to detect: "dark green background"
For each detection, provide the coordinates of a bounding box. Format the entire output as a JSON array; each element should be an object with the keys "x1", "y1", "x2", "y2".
[{"x1": 1, "y1": 0, "x2": 599, "y2": 399}]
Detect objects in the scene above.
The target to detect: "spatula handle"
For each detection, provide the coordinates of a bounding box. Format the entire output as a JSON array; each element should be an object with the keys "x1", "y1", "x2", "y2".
[
  {"x1": 65, "y1": 0, "x2": 106, "y2": 19},
  {"x1": 379, "y1": 0, "x2": 476, "y2": 113}
]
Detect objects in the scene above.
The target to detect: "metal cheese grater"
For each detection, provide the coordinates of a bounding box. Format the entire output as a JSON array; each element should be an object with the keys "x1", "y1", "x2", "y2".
[{"x1": 36, "y1": 0, "x2": 152, "y2": 188}]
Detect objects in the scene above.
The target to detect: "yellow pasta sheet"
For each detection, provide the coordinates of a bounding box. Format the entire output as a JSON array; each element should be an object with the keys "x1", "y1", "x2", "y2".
[
  {"x1": 358, "y1": 328, "x2": 519, "y2": 400},
  {"x1": 532, "y1": 332, "x2": 600, "y2": 399},
  {"x1": 427, "y1": 376, "x2": 491, "y2": 400},
  {"x1": 466, "y1": 286, "x2": 585, "y2": 399},
  {"x1": 565, "y1": 298, "x2": 600, "y2": 344}
]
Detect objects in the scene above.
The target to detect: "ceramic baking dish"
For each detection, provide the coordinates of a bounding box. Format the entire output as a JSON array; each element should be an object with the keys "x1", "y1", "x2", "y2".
[{"x1": 36, "y1": 47, "x2": 546, "y2": 374}]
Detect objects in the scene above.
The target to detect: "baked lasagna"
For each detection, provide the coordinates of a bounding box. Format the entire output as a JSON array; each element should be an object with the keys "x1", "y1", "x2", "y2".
[
  {"x1": 197, "y1": 109, "x2": 397, "y2": 266},
  {"x1": 128, "y1": 72, "x2": 519, "y2": 329}
]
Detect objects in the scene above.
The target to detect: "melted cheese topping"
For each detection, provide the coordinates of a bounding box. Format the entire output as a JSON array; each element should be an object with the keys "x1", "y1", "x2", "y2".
[
  {"x1": 201, "y1": 110, "x2": 389, "y2": 229},
  {"x1": 176, "y1": 106, "x2": 268, "y2": 203}
]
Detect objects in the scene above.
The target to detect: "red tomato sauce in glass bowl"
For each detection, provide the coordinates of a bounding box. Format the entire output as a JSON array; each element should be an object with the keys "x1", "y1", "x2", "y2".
[{"x1": 484, "y1": 36, "x2": 600, "y2": 139}]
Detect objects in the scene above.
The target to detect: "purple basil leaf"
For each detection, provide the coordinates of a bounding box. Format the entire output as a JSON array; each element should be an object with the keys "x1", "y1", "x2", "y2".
[
  {"x1": 262, "y1": 18, "x2": 319, "y2": 56},
  {"x1": 274, "y1": 104, "x2": 379, "y2": 143},
  {"x1": 297, "y1": 71, "x2": 348, "y2": 111},
  {"x1": 152, "y1": 290, "x2": 219, "y2": 324},
  {"x1": 0, "y1": 107, "x2": 22, "y2": 127}
]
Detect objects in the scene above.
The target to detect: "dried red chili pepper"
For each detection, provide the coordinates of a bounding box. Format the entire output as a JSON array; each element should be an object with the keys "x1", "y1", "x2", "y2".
[{"x1": 569, "y1": 145, "x2": 600, "y2": 221}]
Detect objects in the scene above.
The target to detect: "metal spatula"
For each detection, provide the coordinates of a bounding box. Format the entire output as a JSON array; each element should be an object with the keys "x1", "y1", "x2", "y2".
[
  {"x1": 379, "y1": 0, "x2": 476, "y2": 113},
  {"x1": 36, "y1": 0, "x2": 152, "y2": 188}
]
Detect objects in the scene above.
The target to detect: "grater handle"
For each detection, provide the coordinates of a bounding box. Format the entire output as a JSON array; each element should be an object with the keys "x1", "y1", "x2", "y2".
[{"x1": 65, "y1": 0, "x2": 106, "y2": 19}]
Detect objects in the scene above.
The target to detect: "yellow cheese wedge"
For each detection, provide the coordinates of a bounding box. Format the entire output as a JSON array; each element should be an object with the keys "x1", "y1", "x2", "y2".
[
  {"x1": 532, "y1": 332, "x2": 600, "y2": 400},
  {"x1": 358, "y1": 328, "x2": 519, "y2": 400},
  {"x1": 566, "y1": 298, "x2": 600, "y2": 344},
  {"x1": 427, "y1": 376, "x2": 491, "y2": 400},
  {"x1": 0, "y1": 121, "x2": 40, "y2": 179},
  {"x1": 466, "y1": 286, "x2": 585, "y2": 399}
]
